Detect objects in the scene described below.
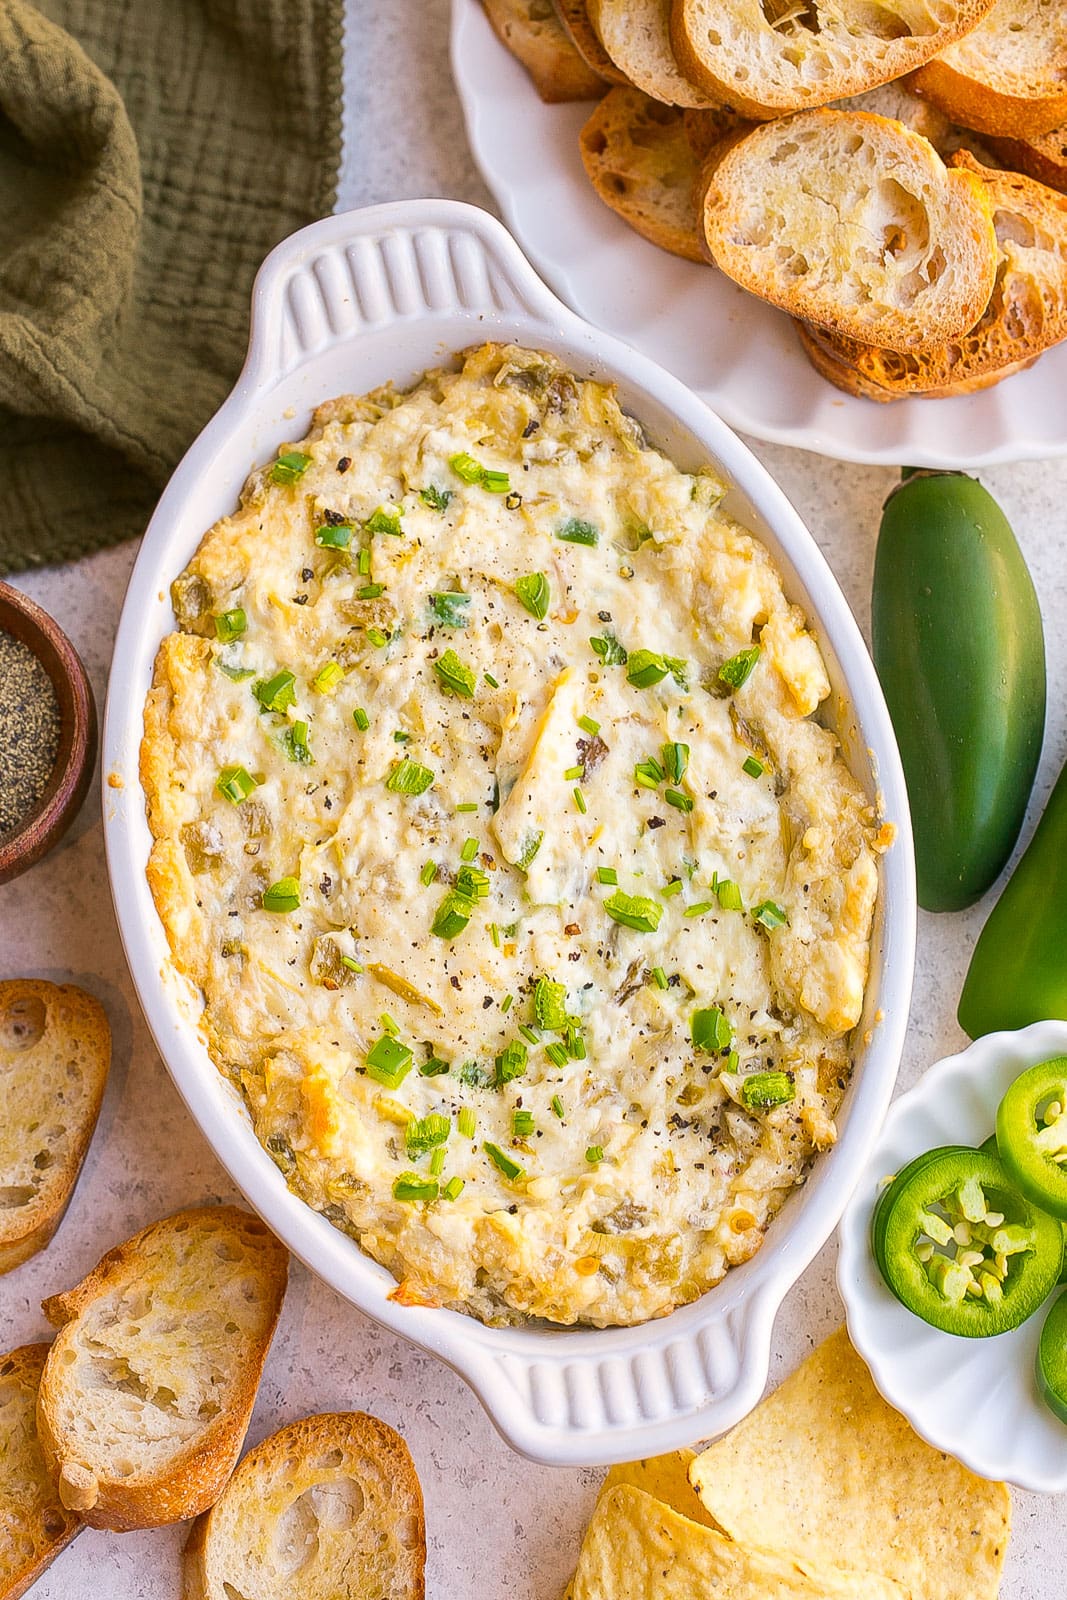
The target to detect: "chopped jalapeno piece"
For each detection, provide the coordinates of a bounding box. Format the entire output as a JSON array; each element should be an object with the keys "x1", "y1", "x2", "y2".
[
  {"x1": 214, "y1": 608, "x2": 247, "y2": 643},
  {"x1": 719, "y1": 646, "x2": 761, "y2": 690},
  {"x1": 385, "y1": 759, "x2": 435, "y2": 796},
  {"x1": 365, "y1": 506, "x2": 403, "y2": 536},
  {"x1": 557, "y1": 518, "x2": 599, "y2": 546},
  {"x1": 604, "y1": 891, "x2": 662, "y2": 933},
  {"x1": 515, "y1": 572, "x2": 550, "y2": 620},
  {"x1": 741, "y1": 1070, "x2": 793, "y2": 1110},
  {"x1": 254, "y1": 670, "x2": 297, "y2": 713},
  {"x1": 430, "y1": 591, "x2": 471, "y2": 629},
  {"x1": 262, "y1": 876, "x2": 301, "y2": 913},
  {"x1": 365, "y1": 1034, "x2": 414, "y2": 1087},
  {"x1": 692, "y1": 1006, "x2": 733, "y2": 1052},
  {"x1": 752, "y1": 900, "x2": 789, "y2": 930},
  {"x1": 269, "y1": 450, "x2": 312, "y2": 486},
  {"x1": 393, "y1": 1172, "x2": 438, "y2": 1203},
  {"x1": 433, "y1": 648, "x2": 476, "y2": 698},
  {"x1": 315, "y1": 521, "x2": 353, "y2": 549},
  {"x1": 431, "y1": 889, "x2": 474, "y2": 940},
  {"x1": 216, "y1": 765, "x2": 258, "y2": 805}
]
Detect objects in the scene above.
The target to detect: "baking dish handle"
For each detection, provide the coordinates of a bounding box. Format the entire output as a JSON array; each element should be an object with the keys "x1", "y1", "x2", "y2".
[
  {"x1": 241, "y1": 198, "x2": 576, "y2": 391},
  {"x1": 449, "y1": 1279, "x2": 780, "y2": 1467}
]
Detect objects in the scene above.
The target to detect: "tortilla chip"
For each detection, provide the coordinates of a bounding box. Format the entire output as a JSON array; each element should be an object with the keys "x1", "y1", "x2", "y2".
[
  {"x1": 689, "y1": 1328, "x2": 1011, "y2": 1600},
  {"x1": 603, "y1": 1448, "x2": 718, "y2": 1528},
  {"x1": 571, "y1": 1485, "x2": 908, "y2": 1600}
]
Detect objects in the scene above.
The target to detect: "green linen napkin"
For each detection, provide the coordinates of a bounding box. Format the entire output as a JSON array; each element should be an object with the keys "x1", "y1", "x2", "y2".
[{"x1": 0, "y1": 0, "x2": 343, "y2": 574}]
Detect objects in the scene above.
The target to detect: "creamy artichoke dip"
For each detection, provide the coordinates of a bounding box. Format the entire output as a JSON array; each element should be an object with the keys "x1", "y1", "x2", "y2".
[{"x1": 143, "y1": 343, "x2": 887, "y2": 1327}]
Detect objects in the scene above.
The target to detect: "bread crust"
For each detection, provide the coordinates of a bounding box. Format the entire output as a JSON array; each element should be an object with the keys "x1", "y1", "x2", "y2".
[
  {"x1": 985, "y1": 126, "x2": 1067, "y2": 194},
  {"x1": 553, "y1": 0, "x2": 629, "y2": 84},
  {"x1": 796, "y1": 152, "x2": 1067, "y2": 396},
  {"x1": 0, "y1": 1344, "x2": 81, "y2": 1600},
  {"x1": 182, "y1": 1411, "x2": 426, "y2": 1600},
  {"x1": 911, "y1": 58, "x2": 1067, "y2": 140},
  {"x1": 701, "y1": 109, "x2": 999, "y2": 353},
  {"x1": 671, "y1": 0, "x2": 999, "y2": 120},
  {"x1": 36, "y1": 1206, "x2": 288, "y2": 1532},
  {"x1": 0, "y1": 981, "x2": 110, "y2": 1276},
  {"x1": 484, "y1": 0, "x2": 605, "y2": 101}
]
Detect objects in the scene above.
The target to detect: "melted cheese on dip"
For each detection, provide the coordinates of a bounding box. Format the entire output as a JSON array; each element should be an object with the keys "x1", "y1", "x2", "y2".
[{"x1": 142, "y1": 343, "x2": 886, "y2": 1327}]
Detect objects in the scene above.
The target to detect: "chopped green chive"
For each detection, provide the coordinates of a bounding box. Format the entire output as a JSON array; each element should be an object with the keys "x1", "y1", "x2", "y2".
[
  {"x1": 741, "y1": 1070, "x2": 795, "y2": 1111},
  {"x1": 430, "y1": 1148, "x2": 447, "y2": 1177},
  {"x1": 455, "y1": 865, "x2": 489, "y2": 901},
  {"x1": 565, "y1": 1025, "x2": 586, "y2": 1061},
  {"x1": 692, "y1": 1006, "x2": 733, "y2": 1052},
  {"x1": 742, "y1": 755, "x2": 764, "y2": 779},
  {"x1": 365, "y1": 506, "x2": 403, "y2": 537},
  {"x1": 420, "y1": 1056, "x2": 450, "y2": 1077},
  {"x1": 573, "y1": 787, "x2": 587, "y2": 814},
  {"x1": 311, "y1": 661, "x2": 345, "y2": 694},
  {"x1": 393, "y1": 730, "x2": 410, "y2": 743},
  {"x1": 495, "y1": 1043, "x2": 531, "y2": 1094},
  {"x1": 578, "y1": 715, "x2": 600, "y2": 736},
  {"x1": 517, "y1": 830, "x2": 543, "y2": 869},
  {"x1": 665, "y1": 788, "x2": 693, "y2": 813},
  {"x1": 490, "y1": 924, "x2": 502, "y2": 950},
  {"x1": 626, "y1": 649, "x2": 669, "y2": 689},
  {"x1": 460, "y1": 837, "x2": 479, "y2": 862},
  {"x1": 513, "y1": 1110, "x2": 535, "y2": 1137},
  {"x1": 518, "y1": 1024, "x2": 540, "y2": 1046},
  {"x1": 501, "y1": 992, "x2": 513, "y2": 1012},
  {"x1": 662, "y1": 742, "x2": 690, "y2": 783},
  {"x1": 458, "y1": 1108, "x2": 477, "y2": 1139},
  {"x1": 365, "y1": 1034, "x2": 413, "y2": 1087},
  {"x1": 216, "y1": 765, "x2": 258, "y2": 805},
  {"x1": 282, "y1": 720, "x2": 312, "y2": 764},
  {"x1": 484, "y1": 1142, "x2": 525, "y2": 1183},
  {"x1": 484, "y1": 671, "x2": 499, "y2": 688},
  {"x1": 420, "y1": 485, "x2": 452, "y2": 511},
  {"x1": 597, "y1": 866, "x2": 618, "y2": 886},
  {"x1": 353, "y1": 707, "x2": 370, "y2": 731},
  {"x1": 262, "y1": 876, "x2": 301, "y2": 913},
  {"x1": 590, "y1": 631, "x2": 628, "y2": 666},
  {"x1": 357, "y1": 582, "x2": 384, "y2": 600},
  {"x1": 315, "y1": 521, "x2": 353, "y2": 550},
  {"x1": 433, "y1": 648, "x2": 476, "y2": 698},
  {"x1": 635, "y1": 756, "x2": 665, "y2": 790},
  {"x1": 544, "y1": 1041, "x2": 568, "y2": 1068},
  {"x1": 385, "y1": 759, "x2": 435, "y2": 796},
  {"x1": 652, "y1": 966, "x2": 669, "y2": 990},
  {"x1": 456, "y1": 801, "x2": 480, "y2": 814},
  {"x1": 450, "y1": 452, "x2": 484, "y2": 483},
  {"x1": 366, "y1": 626, "x2": 390, "y2": 649},
  {"x1": 380, "y1": 1013, "x2": 400, "y2": 1037},
  {"x1": 420, "y1": 861, "x2": 438, "y2": 886},
  {"x1": 586, "y1": 1145, "x2": 605, "y2": 1165},
  {"x1": 341, "y1": 956, "x2": 364, "y2": 974},
  {"x1": 214, "y1": 608, "x2": 247, "y2": 643},
  {"x1": 406, "y1": 1113, "x2": 451, "y2": 1154},
  {"x1": 752, "y1": 900, "x2": 789, "y2": 930},
  {"x1": 557, "y1": 518, "x2": 599, "y2": 546},
  {"x1": 393, "y1": 1172, "x2": 438, "y2": 1203},
  {"x1": 716, "y1": 878, "x2": 744, "y2": 912},
  {"x1": 534, "y1": 977, "x2": 569, "y2": 1032},
  {"x1": 431, "y1": 890, "x2": 475, "y2": 940},
  {"x1": 661, "y1": 879, "x2": 683, "y2": 899},
  {"x1": 551, "y1": 1095, "x2": 565, "y2": 1120},
  {"x1": 719, "y1": 646, "x2": 761, "y2": 690},
  {"x1": 254, "y1": 670, "x2": 297, "y2": 714},
  {"x1": 216, "y1": 659, "x2": 255, "y2": 682},
  {"x1": 430, "y1": 591, "x2": 471, "y2": 629},
  {"x1": 564, "y1": 765, "x2": 583, "y2": 781},
  {"x1": 515, "y1": 572, "x2": 550, "y2": 620},
  {"x1": 604, "y1": 891, "x2": 662, "y2": 933},
  {"x1": 482, "y1": 469, "x2": 510, "y2": 494},
  {"x1": 684, "y1": 901, "x2": 716, "y2": 918},
  {"x1": 269, "y1": 450, "x2": 311, "y2": 486},
  {"x1": 442, "y1": 1176, "x2": 465, "y2": 1201},
  {"x1": 358, "y1": 548, "x2": 371, "y2": 575}
]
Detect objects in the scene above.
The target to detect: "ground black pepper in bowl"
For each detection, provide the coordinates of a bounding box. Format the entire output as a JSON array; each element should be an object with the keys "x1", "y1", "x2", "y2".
[{"x1": 0, "y1": 628, "x2": 62, "y2": 842}]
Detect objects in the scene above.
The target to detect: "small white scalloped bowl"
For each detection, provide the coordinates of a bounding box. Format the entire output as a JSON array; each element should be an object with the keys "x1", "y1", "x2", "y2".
[
  {"x1": 103, "y1": 199, "x2": 915, "y2": 1465},
  {"x1": 838, "y1": 1020, "x2": 1067, "y2": 1492}
]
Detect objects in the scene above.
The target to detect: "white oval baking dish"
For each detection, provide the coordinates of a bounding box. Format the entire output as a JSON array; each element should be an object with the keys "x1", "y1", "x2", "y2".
[{"x1": 103, "y1": 199, "x2": 916, "y2": 1466}]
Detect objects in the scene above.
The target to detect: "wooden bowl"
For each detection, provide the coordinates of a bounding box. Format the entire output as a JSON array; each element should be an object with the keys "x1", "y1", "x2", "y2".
[{"x1": 0, "y1": 581, "x2": 97, "y2": 885}]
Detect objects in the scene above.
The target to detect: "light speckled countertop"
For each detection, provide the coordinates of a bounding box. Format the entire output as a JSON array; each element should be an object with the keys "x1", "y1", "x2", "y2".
[{"x1": 4, "y1": 4, "x2": 1066, "y2": 1595}]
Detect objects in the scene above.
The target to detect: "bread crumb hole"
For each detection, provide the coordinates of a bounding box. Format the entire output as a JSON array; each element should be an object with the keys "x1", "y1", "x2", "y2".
[
  {"x1": 0, "y1": 1185, "x2": 37, "y2": 1208},
  {"x1": 0, "y1": 994, "x2": 47, "y2": 1052},
  {"x1": 314, "y1": 1449, "x2": 345, "y2": 1469}
]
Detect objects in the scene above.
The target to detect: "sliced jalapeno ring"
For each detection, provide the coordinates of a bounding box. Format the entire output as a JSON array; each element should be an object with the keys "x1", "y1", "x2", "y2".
[
  {"x1": 979, "y1": 1128, "x2": 1067, "y2": 1281},
  {"x1": 1038, "y1": 1291, "x2": 1067, "y2": 1425},
  {"x1": 996, "y1": 1059, "x2": 1067, "y2": 1221},
  {"x1": 878, "y1": 1147, "x2": 1062, "y2": 1337},
  {"x1": 870, "y1": 1146, "x2": 974, "y2": 1280}
]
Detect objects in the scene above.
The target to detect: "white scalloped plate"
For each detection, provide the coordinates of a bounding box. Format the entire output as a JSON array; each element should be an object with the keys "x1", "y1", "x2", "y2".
[
  {"x1": 104, "y1": 198, "x2": 915, "y2": 1465},
  {"x1": 450, "y1": 0, "x2": 1067, "y2": 467},
  {"x1": 838, "y1": 1021, "x2": 1067, "y2": 1492}
]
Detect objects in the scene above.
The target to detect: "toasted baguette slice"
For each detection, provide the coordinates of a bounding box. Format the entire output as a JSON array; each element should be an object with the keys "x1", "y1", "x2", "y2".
[
  {"x1": 0, "y1": 981, "x2": 110, "y2": 1275},
  {"x1": 671, "y1": 0, "x2": 998, "y2": 120},
  {"x1": 0, "y1": 1345, "x2": 80, "y2": 1600},
  {"x1": 839, "y1": 81, "x2": 990, "y2": 160},
  {"x1": 702, "y1": 109, "x2": 998, "y2": 353},
  {"x1": 581, "y1": 87, "x2": 718, "y2": 260},
  {"x1": 183, "y1": 1412, "x2": 426, "y2": 1600},
  {"x1": 683, "y1": 105, "x2": 749, "y2": 160},
  {"x1": 37, "y1": 1205, "x2": 288, "y2": 1531},
  {"x1": 910, "y1": 0, "x2": 1067, "y2": 139},
  {"x1": 484, "y1": 0, "x2": 605, "y2": 102},
  {"x1": 554, "y1": 0, "x2": 629, "y2": 84},
  {"x1": 588, "y1": 0, "x2": 719, "y2": 108},
  {"x1": 800, "y1": 153, "x2": 1067, "y2": 396},
  {"x1": 795, "y1": 318, "x2": 1037, "y2": 399},
  {"x1": 985, "y1": 125, "x2": 1067, "y2": 195}
]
